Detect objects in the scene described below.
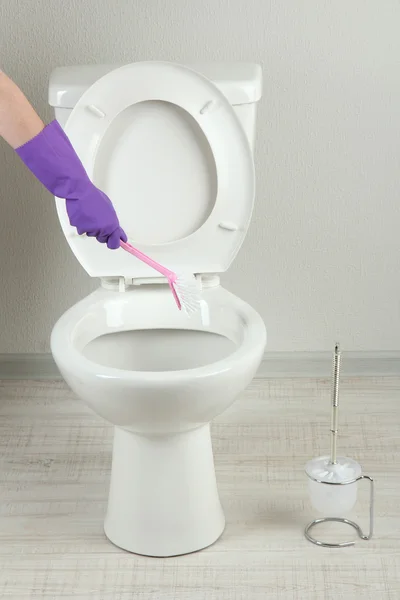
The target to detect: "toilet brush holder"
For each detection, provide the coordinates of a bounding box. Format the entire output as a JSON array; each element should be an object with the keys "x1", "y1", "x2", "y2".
[
  {"x1": 304, "y1": 456, "x2": 374, "y2": 548},
  {"x1": 304, "y1": 343, "x2": 374, "y2": 548}
]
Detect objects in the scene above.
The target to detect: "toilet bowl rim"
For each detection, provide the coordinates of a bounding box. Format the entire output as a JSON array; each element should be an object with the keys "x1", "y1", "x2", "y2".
[{"x1": 51, "y1": 291, "x2": 266, "y2": 382}]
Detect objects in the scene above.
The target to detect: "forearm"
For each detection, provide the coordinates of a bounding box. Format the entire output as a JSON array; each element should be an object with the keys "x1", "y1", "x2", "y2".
[
  {"x1": 1, "y1": 71, "x2": 125, "y2": 247},
  {"x1": 0, "y1": 71, "x2": 44, "y2": 148}
]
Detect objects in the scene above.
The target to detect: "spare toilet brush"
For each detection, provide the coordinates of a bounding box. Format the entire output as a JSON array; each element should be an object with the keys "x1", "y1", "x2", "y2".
[{"x1": 304, "y1": 343, "x2": 375, "y2": 548}]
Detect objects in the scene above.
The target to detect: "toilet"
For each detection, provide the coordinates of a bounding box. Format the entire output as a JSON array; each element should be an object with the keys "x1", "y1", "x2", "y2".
[{"x1": 49, "y1": 61, "x2": 266, "y2": 557}]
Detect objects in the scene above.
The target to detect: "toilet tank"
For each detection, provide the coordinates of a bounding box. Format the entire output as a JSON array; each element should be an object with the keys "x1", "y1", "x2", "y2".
[{"x1": 48, "y1": 62, "x2": 262, "y2": 150}]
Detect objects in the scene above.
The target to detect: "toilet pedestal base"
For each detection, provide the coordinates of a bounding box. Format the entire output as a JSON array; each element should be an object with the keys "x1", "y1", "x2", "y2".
[{"x1": 104, "y1": 425, "x2": 225, "y2": 556}]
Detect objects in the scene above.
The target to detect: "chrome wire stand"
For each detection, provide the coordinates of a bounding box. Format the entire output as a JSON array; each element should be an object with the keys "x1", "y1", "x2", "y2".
[{"x1": 304, "y1": 474, "x2": 374, "y2": 548}]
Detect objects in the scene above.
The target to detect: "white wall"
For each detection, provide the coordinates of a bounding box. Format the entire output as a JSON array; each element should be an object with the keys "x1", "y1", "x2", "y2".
[{"x1": 0, "y1": 0, "x2": 399, "y2": 353}]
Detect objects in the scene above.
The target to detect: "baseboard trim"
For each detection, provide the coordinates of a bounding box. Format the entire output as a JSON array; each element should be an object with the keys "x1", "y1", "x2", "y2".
[
  {"x1": 258, "y1": 351, "x2": 400, "y2": 378},
  {"x1": 0, "y1": 354, "x2": 60, "y2": 380},
  {"x1": 0, "y1": 351, "x2": 399, "y2": 381}
]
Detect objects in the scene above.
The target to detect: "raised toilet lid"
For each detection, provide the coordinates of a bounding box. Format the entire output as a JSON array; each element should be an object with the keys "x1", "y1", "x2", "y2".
[{"x1": 58, "y1": 61, "x2": 255, "y2": 278}]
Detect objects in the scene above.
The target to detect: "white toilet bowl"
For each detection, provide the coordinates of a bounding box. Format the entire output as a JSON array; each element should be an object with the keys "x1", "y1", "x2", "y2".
[
  {"x1": 49, "y1": 60, "x2": 265, "y2": 556},
  {"x1": 52, "y1": 283, "x2": 265, "y2": 555}
]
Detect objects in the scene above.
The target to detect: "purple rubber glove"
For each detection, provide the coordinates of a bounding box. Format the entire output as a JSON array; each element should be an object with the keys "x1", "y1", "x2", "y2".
[{"x1": 16, "y1": 120, "x2": 127, "y2": 249}]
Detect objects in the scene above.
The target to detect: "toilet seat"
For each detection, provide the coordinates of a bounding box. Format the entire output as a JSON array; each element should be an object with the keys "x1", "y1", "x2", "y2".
[
  {"x1": 56, "y1": 61, "x2": 255, "y2": 279},
  {"x1": 52, "y1": 286, "x2": 265, "y2": 384}
]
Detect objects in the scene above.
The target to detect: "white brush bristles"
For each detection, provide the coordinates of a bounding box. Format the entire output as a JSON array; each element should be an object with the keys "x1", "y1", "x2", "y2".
[{"x1": 173, "y1": 273, "x2": 203, "y2": 316}]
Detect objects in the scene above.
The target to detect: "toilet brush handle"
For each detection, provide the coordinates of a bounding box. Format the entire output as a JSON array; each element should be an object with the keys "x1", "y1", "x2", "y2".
[
  {"x1": 120, "y1": 241, "x2": 177, "y2": 282},
  {"x1": 330, "y1": 343, "x2": 341, "y2": 465}
]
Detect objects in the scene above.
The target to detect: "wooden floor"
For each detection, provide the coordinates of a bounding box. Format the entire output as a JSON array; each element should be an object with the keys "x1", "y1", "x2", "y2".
[{"x1": 0, "y1": 377, "x2": 399, "y2": 599}]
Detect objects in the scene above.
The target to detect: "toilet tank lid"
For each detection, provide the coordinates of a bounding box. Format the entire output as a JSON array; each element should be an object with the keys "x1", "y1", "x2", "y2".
[{"x1": 48, "y1": 62, "x2": 263, "y2": 109}]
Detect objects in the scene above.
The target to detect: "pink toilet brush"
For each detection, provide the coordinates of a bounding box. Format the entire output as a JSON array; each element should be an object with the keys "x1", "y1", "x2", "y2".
[{"x1": 120, "y1": 240, "x2": 203, "y2": 316}]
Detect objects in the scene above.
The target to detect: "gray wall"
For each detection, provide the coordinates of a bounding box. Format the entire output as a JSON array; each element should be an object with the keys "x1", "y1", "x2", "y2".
[{"x1": 0, "y1": 0, "x2": 399, "y2": 353}]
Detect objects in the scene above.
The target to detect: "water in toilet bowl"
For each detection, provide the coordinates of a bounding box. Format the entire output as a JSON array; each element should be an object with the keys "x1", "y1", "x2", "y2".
[{"x1": 82, "y1": 329, "x2": 236, "y2": 372}]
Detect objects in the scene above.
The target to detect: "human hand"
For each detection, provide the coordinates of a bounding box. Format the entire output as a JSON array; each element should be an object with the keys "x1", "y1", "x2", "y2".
[{"x1": 66, "y1": 186, "x2": 127, "y2": 250}]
